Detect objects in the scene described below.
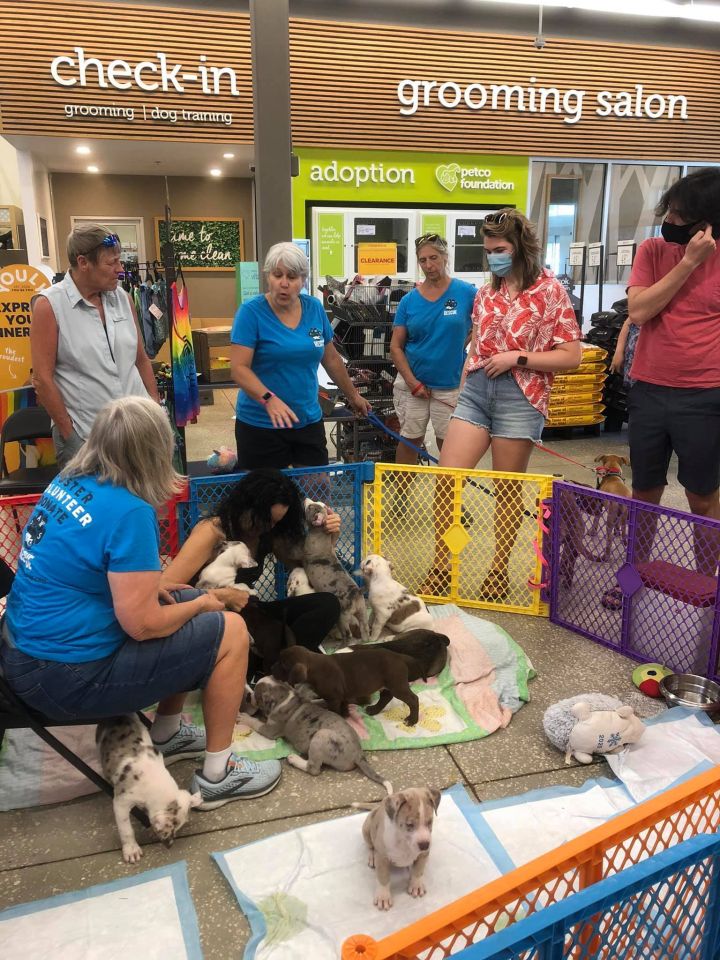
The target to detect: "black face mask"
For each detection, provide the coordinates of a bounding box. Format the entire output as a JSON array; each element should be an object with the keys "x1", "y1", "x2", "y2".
[{"x1": 661, "y1": 219, "x2": 701, "y2": 245}]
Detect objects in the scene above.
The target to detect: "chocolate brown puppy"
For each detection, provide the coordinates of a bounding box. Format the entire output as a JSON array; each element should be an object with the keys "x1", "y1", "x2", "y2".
[
  {"x1": 273, "y1": 645, "x2": 420, "y2": 726},
  {"x1": 362, "y1": 629, "x2": 449, "y2": 681}
]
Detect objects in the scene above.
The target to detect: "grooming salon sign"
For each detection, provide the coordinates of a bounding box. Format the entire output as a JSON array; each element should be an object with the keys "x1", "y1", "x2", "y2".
[{"x1": 396, "y1": 77, "x2": 689, "y2": 125}]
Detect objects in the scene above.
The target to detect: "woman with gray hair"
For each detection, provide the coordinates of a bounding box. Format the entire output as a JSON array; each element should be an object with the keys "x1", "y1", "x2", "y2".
[
  {"x1": 0, "y1": 396, "x2": 281, "y2": 808},
  {"x1": 30, "y1": 222, "x2": 159, "y2": 468},
  {"x1": 231, "y1": 241, "x2": 371, "y2": 468}
]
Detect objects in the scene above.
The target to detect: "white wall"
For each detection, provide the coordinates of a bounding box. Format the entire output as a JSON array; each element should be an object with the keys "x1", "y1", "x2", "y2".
[
  {"x1": 16, "y1": 150, "x2": 59, "y2": 276},
  {"x1": 0, "y1": 137, "x2": 21, "y2": 207}
]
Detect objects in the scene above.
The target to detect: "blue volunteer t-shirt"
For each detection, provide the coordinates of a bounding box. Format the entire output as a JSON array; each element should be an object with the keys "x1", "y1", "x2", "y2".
[
  {"x1": 393, "y1": 279, "x2": 476, "y2": 389},
  {"x1": 6, "y1": 475, "x2": 161, "y2": 663},
  {"x1": 232, "y1": 293, "x2": 333, "y2": 429}
]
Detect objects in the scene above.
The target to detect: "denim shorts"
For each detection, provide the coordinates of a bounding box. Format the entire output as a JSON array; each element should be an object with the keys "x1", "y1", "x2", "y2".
[
  {"x1": 0, "y1": 589, "x2": 224, "y2": 720},
  {"x1": 452, "y1": 370, "x2": 545, "y2": 442}
]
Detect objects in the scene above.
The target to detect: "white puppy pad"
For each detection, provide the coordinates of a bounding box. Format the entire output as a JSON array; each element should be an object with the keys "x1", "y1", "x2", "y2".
[
  {"x1": 605, "y1": 707, "x2": 720, "y2": 803},
  {"x1": 0, "y1": 862, "x2": 201, "y2": 960},
  {"x1": 213, "y1": 788, "x2": 500, "y2": 960}
]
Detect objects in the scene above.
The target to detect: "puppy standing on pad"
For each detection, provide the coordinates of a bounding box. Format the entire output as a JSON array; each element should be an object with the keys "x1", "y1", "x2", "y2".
[
  {"x1": 96, "y1": 715, "x2": 202, "y2": 864},
  {"x1": 361, "y1": 554, "x2": 434, "y2": 642},
  {"x1": 354, "y1": 787, "x2": 441, "y2": 910}
]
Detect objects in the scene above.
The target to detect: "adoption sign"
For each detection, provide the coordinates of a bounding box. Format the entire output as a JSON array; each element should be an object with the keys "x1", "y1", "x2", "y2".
[{"x1": 0, "y1": 264, "x2": 49, "y2": 391}]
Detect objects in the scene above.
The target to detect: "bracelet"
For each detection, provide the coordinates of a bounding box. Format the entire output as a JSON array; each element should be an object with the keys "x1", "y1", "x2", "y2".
[{"x1": 411, "y1": 382, "x2": 426, "y2": 396}]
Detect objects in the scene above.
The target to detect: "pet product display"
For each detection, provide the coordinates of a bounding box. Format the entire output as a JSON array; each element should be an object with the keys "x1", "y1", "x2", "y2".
[
  {"x1": 545, "y1": 342, "x2": 608, "y2": 430},
  {"x1": 582, "y1": 298, "x2": 630, "y2": 432}
]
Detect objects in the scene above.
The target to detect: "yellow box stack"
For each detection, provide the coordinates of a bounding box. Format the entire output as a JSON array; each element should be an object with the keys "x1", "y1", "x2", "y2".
[{"x1": 546, "y1": 343, "x2": 607, "y2": 428}]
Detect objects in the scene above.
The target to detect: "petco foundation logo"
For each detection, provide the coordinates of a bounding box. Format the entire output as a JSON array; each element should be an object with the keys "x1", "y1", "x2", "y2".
[
  {"x1": 435, "y1": 163, "x2": 514, "y2": 193},
  {"x1": 309, "y1": 160, "x2": 415, "y2": 188}
]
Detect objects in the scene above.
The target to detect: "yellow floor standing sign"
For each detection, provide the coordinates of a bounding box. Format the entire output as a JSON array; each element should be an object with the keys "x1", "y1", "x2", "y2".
[{"x1": 0, "y1": 263, "x2": 49, "y2": 391}]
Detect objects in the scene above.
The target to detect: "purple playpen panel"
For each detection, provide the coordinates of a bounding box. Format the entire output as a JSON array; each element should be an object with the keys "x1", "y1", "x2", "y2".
[{"x1": 550, "y1": 481, "x2": 720, "y2": 681}]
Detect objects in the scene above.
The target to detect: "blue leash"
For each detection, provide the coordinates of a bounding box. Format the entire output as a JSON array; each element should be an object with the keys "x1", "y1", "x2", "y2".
[{"x1": 364, "y1": 410, "x2": 536, "y2": 520}]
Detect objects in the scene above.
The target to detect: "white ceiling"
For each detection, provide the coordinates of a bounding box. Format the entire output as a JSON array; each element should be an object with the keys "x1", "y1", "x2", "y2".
[{"x1": 5, "y1": 134, "x2": 256, "y2": 178}]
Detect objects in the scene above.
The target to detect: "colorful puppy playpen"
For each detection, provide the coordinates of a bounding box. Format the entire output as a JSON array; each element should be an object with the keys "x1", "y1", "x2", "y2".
[{"x1": 3, "y1": 463, "x2": 720, "y2": 958}]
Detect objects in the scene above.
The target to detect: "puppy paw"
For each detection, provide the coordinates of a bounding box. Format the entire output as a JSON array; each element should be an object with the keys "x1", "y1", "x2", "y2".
[
  {"x1": 408, "y1": 880, "x2": 427, "y2": 898},
  {"x1": 122, "y1": 842, "x2": 143, "y2": 864},
  {"x1": 367, "y1": 850, "x2": 376, "y2": 869},
  {"x1": 374, "y1": 886, "x2": 393, "y2": 910}
]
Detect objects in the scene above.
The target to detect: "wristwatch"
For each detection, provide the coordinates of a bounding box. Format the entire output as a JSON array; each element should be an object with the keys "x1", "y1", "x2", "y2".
[
  {"x1": 516, "y1": 354, "x2": 528, "y2": 367},
  {"x1": 260, "y1": 391, "x2": 274, "y2": 404}
]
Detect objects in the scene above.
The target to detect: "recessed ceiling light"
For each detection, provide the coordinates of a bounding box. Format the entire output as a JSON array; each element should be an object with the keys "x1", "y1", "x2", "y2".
[
  {"x1": 209, "y1": 168, "x2": 222, "y2": 177},
  {"x1": 222, "y1": 152, "x2": 235, "y2": 159},
  {"x1": 76, "y1": 146, "x2": 91, "y2": 155},
  {"x1": 87, "y1": 165, "x2": 99, "y2": 173}
]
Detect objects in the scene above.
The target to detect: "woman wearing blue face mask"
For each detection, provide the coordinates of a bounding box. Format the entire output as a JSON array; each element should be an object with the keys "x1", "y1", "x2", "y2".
[{"x1": 420, "y1": 209, "x2": 582, "y2": 601}]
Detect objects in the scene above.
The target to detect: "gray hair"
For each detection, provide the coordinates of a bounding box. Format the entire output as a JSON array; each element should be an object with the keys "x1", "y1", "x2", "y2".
[
  {"x1": 63, "y1": 397, "x2": 184, "y2": 508},
  {"x1": 263, "y1": 242, "x2": 309, "y2": 279},
  {"x1": 67, "y1": 222, "x2": 119, "y2": 268}
]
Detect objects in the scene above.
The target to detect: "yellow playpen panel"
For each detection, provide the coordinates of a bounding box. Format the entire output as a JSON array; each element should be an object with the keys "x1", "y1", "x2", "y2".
[{"x1": 364, "y1": 464, "x2": 555, "y2": 616}]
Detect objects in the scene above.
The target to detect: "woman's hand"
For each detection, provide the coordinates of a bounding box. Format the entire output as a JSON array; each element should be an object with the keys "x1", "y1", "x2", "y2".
[
  {"x1": 200, "y1": 591, "x2": 226, "y2": 613},
  {"x1": 348, "y1": 391, "x2": 372, "y2": 417},
  {"x1": 323, "y1": 506, "x2": 342, "y2": 539},
  {"x1": 480, "y1": 351, "x2": 520, "y2": 378},
  {"x1": 609, "y1": 348, "x2": 625, "y2": 374},
  {"x1": 208, "y1": 587, "x2": 251, "y2": 612},
  {"x1": 266, "y1": 395, "x2": 299, "y2": 430},
  {"x1": 408, "y1": 380, "x2": 430, "y2": 400},
  {"x1": 158, "y1": 582, "x2": 193, "y2": 605}
]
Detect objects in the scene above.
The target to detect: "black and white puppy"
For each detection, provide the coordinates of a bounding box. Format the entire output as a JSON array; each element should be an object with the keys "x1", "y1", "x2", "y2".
[{"x1": 96, "y1": 715, "x2": 201, "y2": 864}]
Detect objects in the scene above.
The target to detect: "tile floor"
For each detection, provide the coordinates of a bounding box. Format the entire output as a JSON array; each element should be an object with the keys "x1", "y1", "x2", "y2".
[{"x1": 0, "y1": 398, "x2": 691, "y2": 957}]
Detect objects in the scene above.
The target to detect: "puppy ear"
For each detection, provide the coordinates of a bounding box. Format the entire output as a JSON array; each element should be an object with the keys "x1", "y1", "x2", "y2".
[
  {"x1": 620, "y1": 456, "x2": 629, "y2": 466},
  {"x1": 594, "y1": 455, "x2": 606, "y2": 464},
  {"x1": 427, "y1": 788, "x2": 441, "y2": 812},
  {"x1": 190, "y1": 791, "x2": 203, "y2": 809},
  {"x1": 384, "y1": 794, "x2": 406, "y2": 821},
  {"x1": 288, "y1": 663, "x2": 308, "y2": 685}
]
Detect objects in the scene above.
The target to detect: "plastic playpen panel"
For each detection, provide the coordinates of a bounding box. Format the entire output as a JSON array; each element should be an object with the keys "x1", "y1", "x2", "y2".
[
  {"x1": 341, "y1": 764, "x2": 720, "y2": 960},
  {"x1": 364, "y1": 464, "x2": 554, "y2": 615},
  {"x1": 185, "y1": 463, "x2": 369, "y2": 601},
  {"x1": 549, "y1": 481, "x2": 720, "y2": 680}
]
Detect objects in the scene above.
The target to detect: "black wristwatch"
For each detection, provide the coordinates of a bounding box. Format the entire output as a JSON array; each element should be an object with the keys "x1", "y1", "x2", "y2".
[
  {"x1": 516, "y1": 354, "x2": 528, "y2": 367},
  {"x1": 260, "y1": 391, "x2": 274, "y2": 404}
]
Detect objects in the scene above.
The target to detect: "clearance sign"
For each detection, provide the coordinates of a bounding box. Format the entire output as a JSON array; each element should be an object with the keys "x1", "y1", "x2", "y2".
[
  {"x1": 357, "y1": 243, "x2": 397, "y2": 275},
  {"x1": 0, "y1": 264, "x2": 49, "y2": 392}
]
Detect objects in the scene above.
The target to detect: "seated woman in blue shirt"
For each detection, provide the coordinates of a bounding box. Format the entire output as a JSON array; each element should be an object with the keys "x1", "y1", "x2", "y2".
[
  {"x1": 0, "y1": 396, "x2": 281, "y2": 810},
  {"x1": 231, "y1": 242, "x2": 371, "y2": 469},
  {"x1": 390, "y1": 233, "x2": 475, "y2": 464}
]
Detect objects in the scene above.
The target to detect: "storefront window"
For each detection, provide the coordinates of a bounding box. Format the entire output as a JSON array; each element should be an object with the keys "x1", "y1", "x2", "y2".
[
  {"x1": 453, "y1": 218, "x2": 486, "y2": 272},
  {"x1": 606, "y1": 164, "x2": 681, "y2": 269},
  {"x1": 353, "y1": 217, "x2": 409, "y2": 273}
]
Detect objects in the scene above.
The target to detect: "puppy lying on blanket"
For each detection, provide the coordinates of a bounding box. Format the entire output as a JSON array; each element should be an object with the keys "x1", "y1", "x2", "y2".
[
  {"x1": 96, "y1": 715, "x2": 201, "y2": 863},
  {"x1": 354, "y1": 787, "x2": 441, "y2": 910},
  {"x1": 272, "y1": 645, "x2": 420, "y2": 725},
  {"x1": 303, "y1": 498, "x2": 369, "y2": 643},
  {"x1": 361, "y1": 554, "x2": 434, "y2": 642},
  {"x1": 363, "y1": 629, "x2": 449, "y2": 681},
  {"x1": 243, "y1": 677, "x2": 392, "y2": 793},
  {"x1": 196, "y1": 540, "x2": 257, "y2": 591}
]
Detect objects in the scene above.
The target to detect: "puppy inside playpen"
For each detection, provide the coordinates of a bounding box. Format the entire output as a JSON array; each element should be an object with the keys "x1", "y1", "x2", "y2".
[{"x1": 589, "y1": 455, "x2": 632, "y2": 561}]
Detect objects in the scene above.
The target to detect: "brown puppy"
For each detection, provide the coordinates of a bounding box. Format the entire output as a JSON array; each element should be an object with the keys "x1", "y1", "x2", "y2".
[
  {"x1": 272, "y1": 645, "x2": 420, "y2": 726},
  {"x1": 592, "y1": 454, "x2": 632, "y2": 560},
  {"x1": 360, "y1": 629, "x2": 449, "y2": 681},
  {"x1": 241, "y1": 600, "x2": 297, "y2": 675}
]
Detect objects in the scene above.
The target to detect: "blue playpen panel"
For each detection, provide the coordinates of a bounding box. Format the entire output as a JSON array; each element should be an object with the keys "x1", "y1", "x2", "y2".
[
  {"x1": 456, "y1": 832, "x2": 720, "y2": 959},
  {"x1": 182, "y1": 463, "x2": 373, "y2": 601}
]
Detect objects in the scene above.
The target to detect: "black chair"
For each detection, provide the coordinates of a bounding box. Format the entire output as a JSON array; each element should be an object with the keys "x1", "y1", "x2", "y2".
[
  {"x1": 0, "y1": 406, "x2": 59, "y2": 495},
  {"x1": 0, "y1": 559, "x2": 150, "y2": 825}
]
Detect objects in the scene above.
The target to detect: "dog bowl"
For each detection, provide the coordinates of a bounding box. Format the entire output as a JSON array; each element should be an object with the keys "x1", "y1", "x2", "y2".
[{"x1": 659, "y1": 673, "x2": 720, "y2": 714}]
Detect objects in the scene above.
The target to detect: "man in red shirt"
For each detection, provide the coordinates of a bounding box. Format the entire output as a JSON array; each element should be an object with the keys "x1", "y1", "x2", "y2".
[{"x1": 627, "y1": 167, "x2": 720, "y2": 573}]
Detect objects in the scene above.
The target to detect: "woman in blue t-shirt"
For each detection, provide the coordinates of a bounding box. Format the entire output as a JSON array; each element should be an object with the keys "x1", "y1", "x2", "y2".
[
  {"x1": 0, "y1": 397, "x2": 282, "y2": 810},
  {"x1": 390, "y1": 233, "x2": 475, "y2": 464},
  {"x1": 231, "y1": 243, "x2": 371, "y2": 469}
]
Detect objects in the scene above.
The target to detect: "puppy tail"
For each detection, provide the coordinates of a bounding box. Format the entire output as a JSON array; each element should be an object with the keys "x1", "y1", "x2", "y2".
[
  {"x1": 356, "y1": 757, "x2": 393, "y2": 796},
  {"x1": 350, "y1": 801, "x2": 377, "y2": 811}
]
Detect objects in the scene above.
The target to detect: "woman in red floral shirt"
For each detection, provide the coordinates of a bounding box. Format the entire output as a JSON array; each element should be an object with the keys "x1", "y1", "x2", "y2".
[{"x1": 421, "y1": 209, "x2": 581, "y2": 601}]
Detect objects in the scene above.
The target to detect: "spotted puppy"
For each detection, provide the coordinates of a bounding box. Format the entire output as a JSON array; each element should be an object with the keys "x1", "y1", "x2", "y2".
[
  {"x1": 361, "y1": 554, "x2": 434, "y2": 642},
  {"x1": 96, "y1": 715, "x2": 201, "y2": 864},
  {"x1": 355, "y1": 787, "x2": 441, "y2": 910},
  {"x1": 286, "y1": 567, "x2": 316, "y2": 598}
]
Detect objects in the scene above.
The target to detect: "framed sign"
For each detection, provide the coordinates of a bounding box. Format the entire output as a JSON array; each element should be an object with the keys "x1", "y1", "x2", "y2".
[{"x1": 155, "y1": 218, "x2": 244, "y2": 271}]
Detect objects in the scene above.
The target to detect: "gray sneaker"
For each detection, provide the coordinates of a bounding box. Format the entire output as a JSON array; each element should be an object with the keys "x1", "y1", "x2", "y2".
[
  {"x1": 190, "y1": 756, "x2": 282, "y2": 810},
  {"x1": 153, "y1": 722, "x2": 206, "y2": 765}
]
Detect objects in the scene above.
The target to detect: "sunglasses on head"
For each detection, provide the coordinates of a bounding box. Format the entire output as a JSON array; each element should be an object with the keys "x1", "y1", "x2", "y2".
[
  {"x1": 483, "y1": 212, "x2": 510, "y2": 227},
  {"x1": 415, "y1": 232, "x2": 447, "y2": 249},
  {"x1": 99, "y1": 233, "x2": 120, "y2": 248}
]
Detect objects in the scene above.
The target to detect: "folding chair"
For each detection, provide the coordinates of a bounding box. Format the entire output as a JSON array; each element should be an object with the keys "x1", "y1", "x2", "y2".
[
  {"x1": 0, "y1": 559, "x2": 150, "y2": 826},
  {"x1": 0, "y1": 406, "x2": 58, "y2": 496}
]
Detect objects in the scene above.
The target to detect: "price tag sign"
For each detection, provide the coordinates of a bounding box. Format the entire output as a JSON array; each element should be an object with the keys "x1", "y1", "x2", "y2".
[
  {"x1": 568, "y1": 243, "x2": 585, "y2": 267},
  {"x1": 588, "y1": 243, "x2": 603, "y2": 268},
  {"x1": 617, "y1": 240, "x2": 636, "y2": 266}
]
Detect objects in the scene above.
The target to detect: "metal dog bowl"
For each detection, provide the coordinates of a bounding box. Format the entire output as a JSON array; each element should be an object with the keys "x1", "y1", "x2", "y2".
[{"x1": 659, "y1": 673, "x2": 720, "y2": 714}]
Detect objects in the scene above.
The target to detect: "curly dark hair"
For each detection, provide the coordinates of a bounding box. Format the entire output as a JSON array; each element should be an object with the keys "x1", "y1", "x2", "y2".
[
  {"x1": 214, "y1": 469, "x2": 305, "y2": 549},
  {"x1": 655, "y1": 167, "x2": 720, "y2": 231}
]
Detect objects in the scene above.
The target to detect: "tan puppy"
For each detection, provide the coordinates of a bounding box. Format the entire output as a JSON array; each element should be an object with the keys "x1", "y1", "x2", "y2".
[
  {"x1": 355, "y1": 787, "x2": 441, "y2": 911},
  {"x1": 592, "y1": 455, "x2": 631, "y2": 560}
]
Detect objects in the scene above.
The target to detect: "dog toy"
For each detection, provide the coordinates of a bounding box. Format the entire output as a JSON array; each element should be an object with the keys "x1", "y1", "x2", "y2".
[
  {"x1": 543, "y1": 693, "x2": 646, "y2": 765},
  {"x1": 632, "y1": 663, "x2": 673, "y2": 699},
  {"x1": 206, "y1": 446, "x2": 237, "y2": 474}
]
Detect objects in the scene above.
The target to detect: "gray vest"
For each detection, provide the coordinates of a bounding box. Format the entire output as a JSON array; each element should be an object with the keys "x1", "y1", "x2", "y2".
[{"x1": 38, "y1": 273, "x2": 149, "y2": 439}]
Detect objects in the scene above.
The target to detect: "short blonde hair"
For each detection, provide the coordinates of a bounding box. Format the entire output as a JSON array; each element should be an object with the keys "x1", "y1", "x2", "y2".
[
  {"x1": 67, "y1": 222, "x2": 119, "y2": 268},
  {"x1": 63, "y1": 397, "x2": 184, "y2": 508},
  {"x1": 263, "y1": 242, "x2": 308, "y2": 279}
]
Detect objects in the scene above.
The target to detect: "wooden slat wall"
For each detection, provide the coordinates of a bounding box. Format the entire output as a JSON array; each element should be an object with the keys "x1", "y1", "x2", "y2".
[
  {"x1": 1, "y1": 1, "x2": 720, "y2": 161},
  {"x1": 289, "y1": 20, "x2": 720, "y2": 161},
  {"x1": 0, "y1": 0, "x2": 253, "y2": 142}
]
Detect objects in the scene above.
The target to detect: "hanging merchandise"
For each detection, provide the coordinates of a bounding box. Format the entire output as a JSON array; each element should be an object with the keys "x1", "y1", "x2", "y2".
[{"x1": 170, "y1": 272, "x2": 200, "y2": 427}]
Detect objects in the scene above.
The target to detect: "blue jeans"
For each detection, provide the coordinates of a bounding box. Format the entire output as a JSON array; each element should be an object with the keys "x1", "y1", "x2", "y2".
[
  {"x1": 452, "y1": 370, "x2": 545, "y2": 442},
  {"x1": 0, "y1": 589, "x2": 224, "y2": 720}
]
